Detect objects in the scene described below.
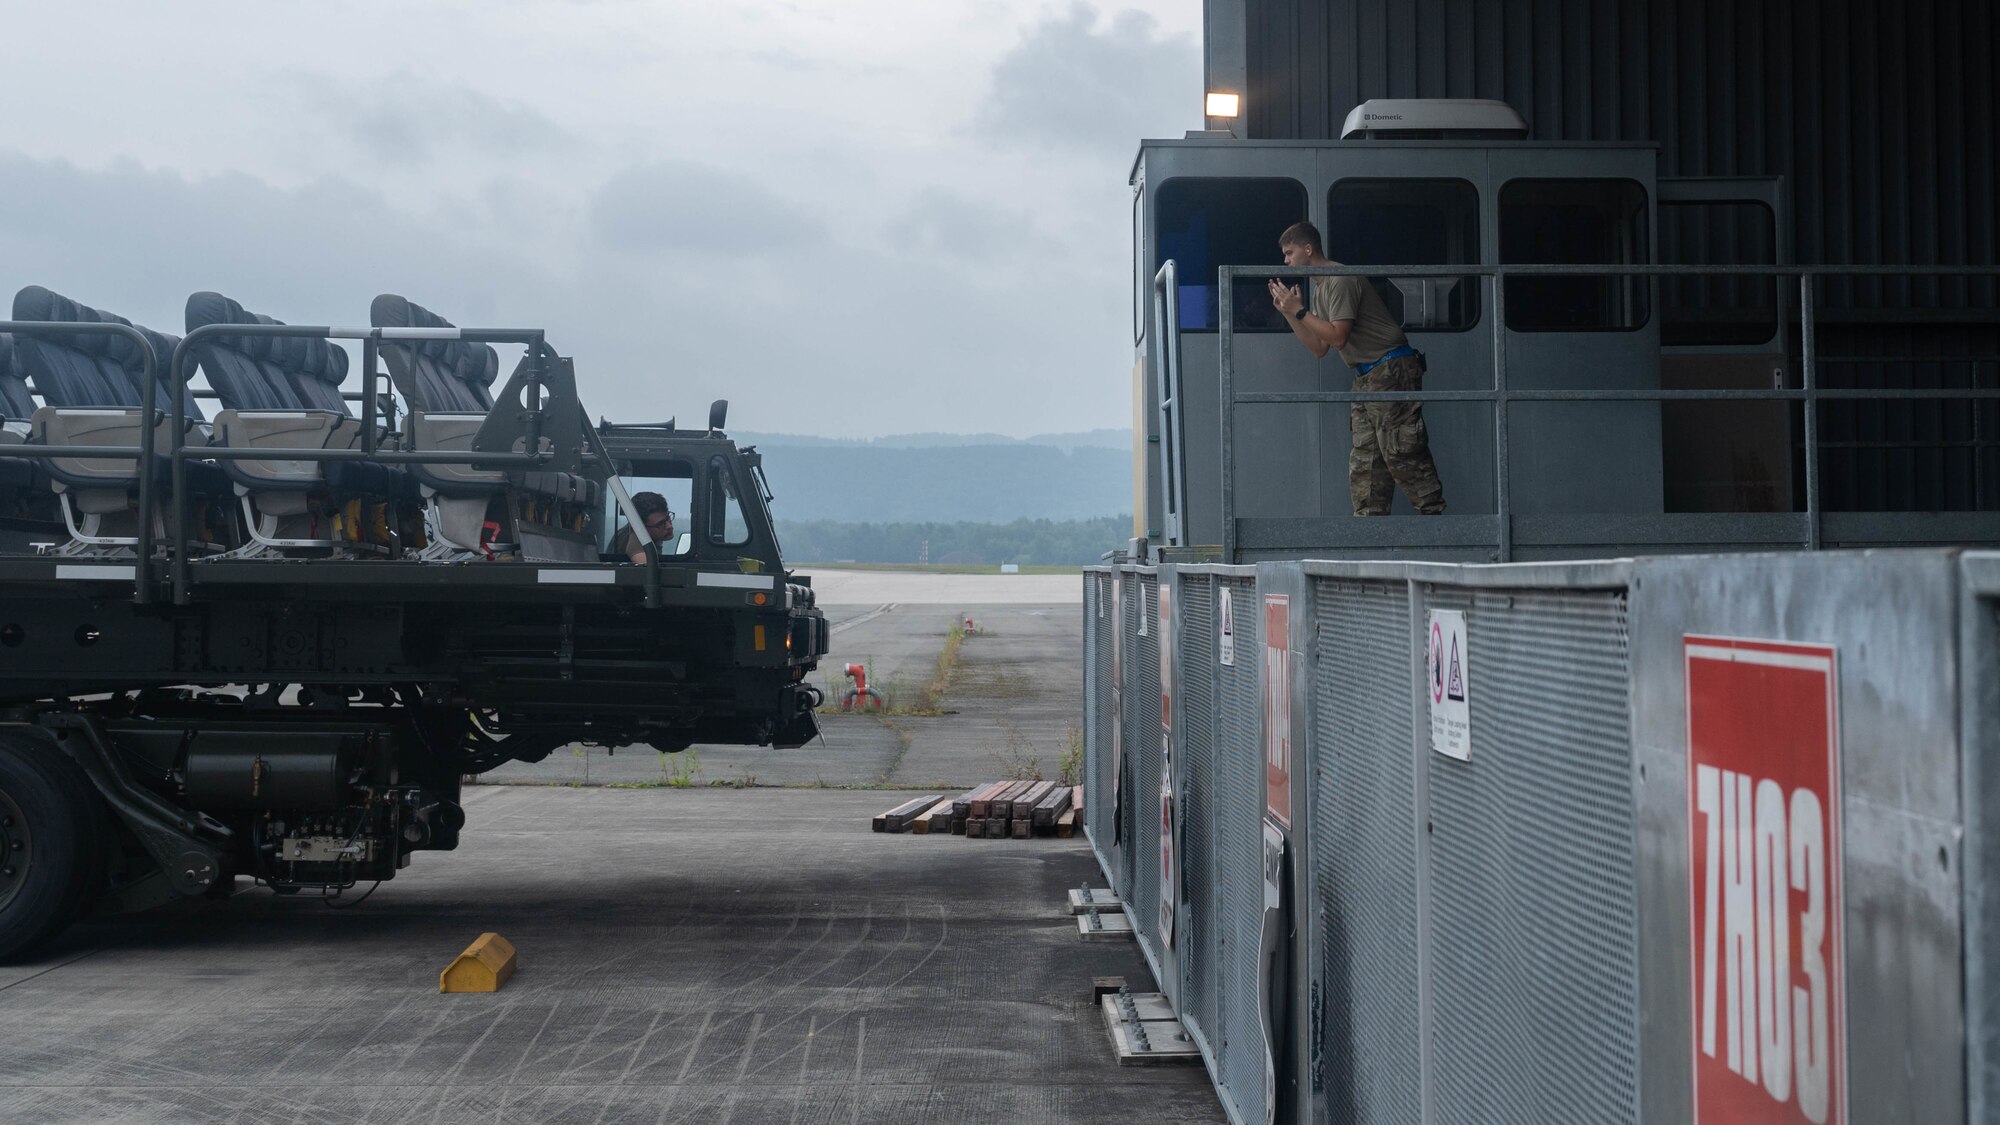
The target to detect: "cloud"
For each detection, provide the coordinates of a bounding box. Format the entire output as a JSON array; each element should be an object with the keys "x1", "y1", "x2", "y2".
[
  {"x1": 886, "y1": 187, "x2": 1056, "y2": 265},
  {"x1": 0, "y1": 151, "x2": 561, "y2": 369},
  {"x1": 746, "y1": 48, "x2": 889, "y2": 77},
  {"x1": 588, "y1": 160, "x2": 825, "y2": 255},
  {"x1": 0, "y1": 150, "x2": 1135, "y2": 442},
  {"x1": 0, "y1": 0, "x2": 1188, "y2": 457},
  {"x1": 296, "y1": 73, "x2": 577, "y2": 167},
  {"x1": 976, "y1": 4, "x2": 1199, "y2": 152}
]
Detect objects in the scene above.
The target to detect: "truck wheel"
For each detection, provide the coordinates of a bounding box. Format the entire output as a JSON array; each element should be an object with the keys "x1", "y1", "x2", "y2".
[{"x1": 0, "y1": 736, "x2": 105, "y2": 962}]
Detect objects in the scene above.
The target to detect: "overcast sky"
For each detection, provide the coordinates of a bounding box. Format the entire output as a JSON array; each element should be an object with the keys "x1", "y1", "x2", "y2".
[{"x1": 0, "y1": 1, "x2": 1200, "y2": 439}]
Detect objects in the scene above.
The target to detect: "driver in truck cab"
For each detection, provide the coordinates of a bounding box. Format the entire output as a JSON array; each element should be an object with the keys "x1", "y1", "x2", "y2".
[
  {"x1": 1268, "y1": 220, "x2": 1447, "y2": 517},
  {"x1": 613, "y1": 490, "x2": 676, "y2": 563}
]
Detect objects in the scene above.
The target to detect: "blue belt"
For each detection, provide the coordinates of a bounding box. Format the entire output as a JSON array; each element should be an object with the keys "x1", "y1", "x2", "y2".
[{"x1": 1355, "y1": 345, "x2": 1419, "y2": 375}]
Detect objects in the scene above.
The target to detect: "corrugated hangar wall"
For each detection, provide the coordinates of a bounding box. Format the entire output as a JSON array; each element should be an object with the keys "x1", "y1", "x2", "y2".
[
  {"x1": 1239, "y1": 0, "x2": 1998, "y2": 276},
  {"x1": 1224, "y1": 0, "x2": 2000, "y2": 511}
]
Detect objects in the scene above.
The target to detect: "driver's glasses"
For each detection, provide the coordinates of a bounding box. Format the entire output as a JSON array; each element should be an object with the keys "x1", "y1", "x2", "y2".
[{"x1": 645, "y1": 516, "x2": 671, "y2": 533}]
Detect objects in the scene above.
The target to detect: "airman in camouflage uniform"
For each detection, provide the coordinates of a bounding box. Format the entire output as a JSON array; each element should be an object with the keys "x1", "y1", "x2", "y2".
[{"x1": 1269, "y1": 221, "x2": 1446, "y2": 515}]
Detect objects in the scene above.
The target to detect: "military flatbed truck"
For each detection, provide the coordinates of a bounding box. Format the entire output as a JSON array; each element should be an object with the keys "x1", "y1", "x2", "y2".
[{"x1": 0, "y1": 289, "x2": 826, "y2": 959}]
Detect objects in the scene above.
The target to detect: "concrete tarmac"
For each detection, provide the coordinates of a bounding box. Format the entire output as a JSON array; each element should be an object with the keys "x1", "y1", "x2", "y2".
[
  {"x1": 0, "y1": 571, "x2": 1220, "y2": 1124},
  {"x1": 0, "y1": 789, "x2": 1222, "y2": 1124},
  {"x1": 488, "y1": 572, "x2": 1085, "y2": 790},
  {"x1": 794, "y1": 567, "x2": 1082, "y2": 607}
]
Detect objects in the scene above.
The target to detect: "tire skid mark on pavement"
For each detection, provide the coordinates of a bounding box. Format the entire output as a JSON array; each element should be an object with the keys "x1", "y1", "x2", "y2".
[
  {"x1": 828, "y1": 604, "x2": 896, "y2": 634},
  {"x1": 653, "y1": 903, "x2": 950, "y2": 1124},
  {"x1": 545, "y1": 903, "x2": 824, "y2": 1081},
  {"x1": 0, "y1": 1041, "x2": 349, "y2": 1125}
]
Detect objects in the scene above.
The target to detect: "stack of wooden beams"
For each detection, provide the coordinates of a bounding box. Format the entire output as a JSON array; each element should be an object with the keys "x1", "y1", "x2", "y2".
[
  {"x1": 869, "y1": 782, "x2": 1084, "y2": 838},
  {"x1": 870, "y1": 795, "x2": 942, "y2": 833}
]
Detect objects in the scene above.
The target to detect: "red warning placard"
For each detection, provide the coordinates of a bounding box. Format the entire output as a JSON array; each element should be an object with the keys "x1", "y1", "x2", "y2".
[{"x1": 1685, "y1": 636, "x2": 1843, "y2": 1125}]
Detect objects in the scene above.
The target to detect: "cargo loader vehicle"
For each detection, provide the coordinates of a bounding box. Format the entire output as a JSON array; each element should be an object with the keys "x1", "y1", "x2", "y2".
[{"x1": 0, "y1": 288, "x2": 826, "y2": 959}]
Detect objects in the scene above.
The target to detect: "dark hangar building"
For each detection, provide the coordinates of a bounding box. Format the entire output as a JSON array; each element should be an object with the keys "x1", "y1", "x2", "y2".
[{"x1": 1135, "y1": 0, "x2": 2000, "y2": 560}]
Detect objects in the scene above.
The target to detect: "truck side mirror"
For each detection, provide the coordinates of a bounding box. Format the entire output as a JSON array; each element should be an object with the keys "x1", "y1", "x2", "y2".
[{"x1": 708, "y1": 399, "x2": 728, "y2": 435}]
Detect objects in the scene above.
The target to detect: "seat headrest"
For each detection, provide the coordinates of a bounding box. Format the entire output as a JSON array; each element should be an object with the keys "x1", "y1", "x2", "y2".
[
  {"x1": 185, "y1": 291, "x2": 348, "y2": 384},
  {"x1": 370, "y1": 294, "x2": 499, "y2": 389},
  {"x1": 0, "y1": 333, "x2": 29, "y2": 421},
  {"x1": 11, "y1": 285, "x2": 181, "y2": 373}
]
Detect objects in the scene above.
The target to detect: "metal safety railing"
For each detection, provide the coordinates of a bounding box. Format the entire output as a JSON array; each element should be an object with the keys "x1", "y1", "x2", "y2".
[
  {"x1": 0, "y1": 320, "x2": 174, "y2": 602},
  {"x1": 1200, "y1": 263, "x2": 2000, "y2": 561},
  {"x1": 0, "y1": 320, "x2": 558, "y2": 604},
  {"x1": 1152, "y1": 260, "x2": 1188, "y2": 545},
  {"x1": 163, "y1": 323, "x2": 556, "y2": 603}
]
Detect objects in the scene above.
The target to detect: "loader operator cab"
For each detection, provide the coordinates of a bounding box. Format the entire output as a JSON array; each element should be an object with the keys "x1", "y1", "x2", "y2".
[
  {"x1": 1135, "y1": 99, "x2": 1802, "y2": 561},
  {"x1": 601, "y1": 461, "x2": 695, "y2": 561},
  {"x1": 594, "y1": 412, "x2": 786, "y2": 573}
]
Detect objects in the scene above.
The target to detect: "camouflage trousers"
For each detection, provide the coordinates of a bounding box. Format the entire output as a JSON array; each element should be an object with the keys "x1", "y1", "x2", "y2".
[{"x1": 1350, "y1": 354, "x2": 1446, "y2": 515}]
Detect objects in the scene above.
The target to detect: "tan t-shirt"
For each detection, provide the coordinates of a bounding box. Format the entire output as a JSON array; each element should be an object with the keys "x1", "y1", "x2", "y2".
[{"x1": 1310, "y1": 271, "x2": 1407, "y2": 369}]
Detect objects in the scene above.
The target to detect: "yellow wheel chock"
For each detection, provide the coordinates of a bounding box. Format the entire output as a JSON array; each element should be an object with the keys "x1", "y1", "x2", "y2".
[{"x1": 440, "y1": 932, "x2": 517, "y2": 993}]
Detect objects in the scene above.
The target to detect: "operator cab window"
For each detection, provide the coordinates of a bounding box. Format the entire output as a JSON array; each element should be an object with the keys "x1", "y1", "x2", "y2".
[
  {"x1": 707, "y1": 455, "x2": 752, "y2": 547},
  {"x1": 1500, "y1": 178, "x2": 1650, "y2": 331},
  {"x1": 1659, "y1": 200, "x2": 1779, "y2": 346},
  {"x1": 1154, "y1": 177, "x2": 1309, "y2": 333},
  {"x1": 1327, "y1": 178, "x2": 1481, "y2": 330},
  {"x1": 602, "y1": 460, "x2": 695, "y2": 561}
]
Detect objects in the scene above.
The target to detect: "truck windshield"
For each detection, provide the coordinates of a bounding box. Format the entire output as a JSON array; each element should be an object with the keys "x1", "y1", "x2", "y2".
[
  {"x1": 707, "y1": 456, "x2": 752, "y2": 547},
  {"x1": 602, "y1": 460, "x2": 695, "y2": 560}
]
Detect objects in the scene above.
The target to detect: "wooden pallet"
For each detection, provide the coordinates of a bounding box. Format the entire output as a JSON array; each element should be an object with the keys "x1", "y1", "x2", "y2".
[{"x1": 876, "y1": 783, "x2": 1085, "y2": 839}]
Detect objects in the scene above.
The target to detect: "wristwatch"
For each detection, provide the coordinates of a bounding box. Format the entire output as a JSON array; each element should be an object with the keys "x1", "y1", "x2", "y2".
[{"x1": 1292, "y1": 306, "x2": 1308, "y2": 321}]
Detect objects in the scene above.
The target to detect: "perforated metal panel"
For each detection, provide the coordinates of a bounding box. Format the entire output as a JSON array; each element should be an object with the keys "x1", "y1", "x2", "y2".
[
  {"x1": 1309, "y1": 576, "x2": 1423, "y2": 1125},
  {"x1": 1422, "y1": 587, "x2": 1638, "y2": 1125},
  {"x1": 1095, "y1": 570, "x2": 1119, "y2": 880},
  {"x1": 1116, "y1": 570, "x2": 1143, "y2": 894},
  {"x1": 1214, "y1": 574, "x2": 1267, "y2": 1125},
  {"x1": 1178, "y1": 575, "x2": 1220, "y2": 1048},
  {"x1": 1086, "y1": 571, "x2": 1116, "y2": 864},
  {"x1": 1129, "y1": 573, "x2": 1166, "y2": 972},
  {"x1": 1085, "y1": 557, "x2": 1989, "y2": 1125}
]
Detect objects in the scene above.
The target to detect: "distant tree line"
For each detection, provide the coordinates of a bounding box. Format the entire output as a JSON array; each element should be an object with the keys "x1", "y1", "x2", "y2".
[
  {"x1": 774, "y1": 515, "x2": 1131, "y2": 566},
  {"x1": 756, "y1": 444, "x2": 1130, "y2": 522}
]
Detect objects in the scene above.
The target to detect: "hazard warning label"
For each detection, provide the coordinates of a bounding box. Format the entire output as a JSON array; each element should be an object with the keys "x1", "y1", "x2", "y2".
[{"x1": 1427, "y1": 609, "x2": 1470, "y2": 760}]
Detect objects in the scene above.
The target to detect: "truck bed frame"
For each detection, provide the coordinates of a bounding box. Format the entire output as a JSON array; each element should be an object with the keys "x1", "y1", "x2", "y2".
[{"x1": 0, "y1": 303, "x2": 825, "y2": 959}]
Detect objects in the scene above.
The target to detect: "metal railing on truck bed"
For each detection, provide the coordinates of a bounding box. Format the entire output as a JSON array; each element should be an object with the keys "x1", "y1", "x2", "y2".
[
  {"x1": 163, "y1": 321, "x2": 558, "y2": 603},
  {"x1": 0, "y1": 318, "x2": 556, "y2": 602}
]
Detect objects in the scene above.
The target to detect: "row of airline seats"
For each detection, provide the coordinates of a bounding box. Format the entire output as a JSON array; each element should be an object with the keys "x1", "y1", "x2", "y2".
[
  {"x1": 0, "y1": 286, "x2": 599, "y2": 560},
  {"x1": 5, "y1": 287, "x2": 233, "y2": 550},
  {"x1": 185, "y1": 290, "x2": 416, "y2": 551},
  {"x1": 369, "y1": 294, "x2": 600, "y2": 558},
  {"x1": 373, "y1": 294, "x2": 563, "y2": 556},
  {"x1": 0, "y1": 335, "x2": 52, "y2": 517}
]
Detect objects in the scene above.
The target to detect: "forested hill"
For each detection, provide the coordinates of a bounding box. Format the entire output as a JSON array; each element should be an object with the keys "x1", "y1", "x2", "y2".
[{"x1": 740, "y1": 430, "x2": 1131, "y2": 523}]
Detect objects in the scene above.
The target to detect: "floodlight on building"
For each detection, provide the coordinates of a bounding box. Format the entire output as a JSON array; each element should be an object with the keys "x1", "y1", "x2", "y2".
[{"x1": 1205, "y1": 92, "x2": 1240, "y2": 118}]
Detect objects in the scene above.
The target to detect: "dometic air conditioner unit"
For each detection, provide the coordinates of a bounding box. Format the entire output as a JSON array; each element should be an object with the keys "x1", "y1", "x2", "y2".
[{"x1": 1340, "y1": 99, "x2": 1528, "y2": 140}]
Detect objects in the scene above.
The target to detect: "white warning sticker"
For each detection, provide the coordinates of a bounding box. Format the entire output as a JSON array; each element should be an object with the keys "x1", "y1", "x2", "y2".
[
  {"x1": 1427, "y1": 608, "x2": 1471, "y2": 761},
  {"x1": 1218, "y1": 587, "x2": 1235, "y2": 666}
]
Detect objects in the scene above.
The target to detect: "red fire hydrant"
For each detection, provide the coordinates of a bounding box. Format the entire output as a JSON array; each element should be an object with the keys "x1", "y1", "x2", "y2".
[{"x1": 839, "y1": 662, "x2": 885, "y2": 711}]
